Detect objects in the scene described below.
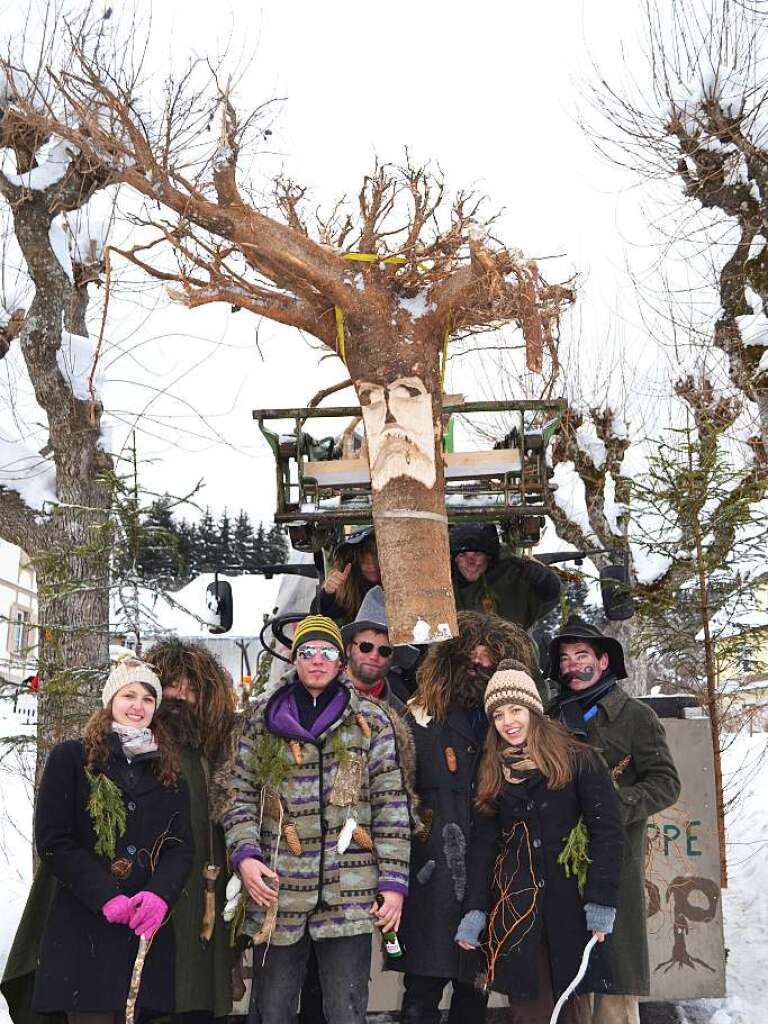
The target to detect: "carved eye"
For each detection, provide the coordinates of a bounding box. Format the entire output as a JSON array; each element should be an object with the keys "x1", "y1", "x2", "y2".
[{"x1": 401, "y1": 385, "x2": 422, "y2": 398}]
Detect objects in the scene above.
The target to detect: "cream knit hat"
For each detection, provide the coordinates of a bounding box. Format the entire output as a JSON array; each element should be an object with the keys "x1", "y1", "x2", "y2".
[
  {"x1": 484, "y1": 659, "x2": 544, "y2": 719},
  {"x1": 102, "y1": 657, "x2": 163, "y2": 709}
]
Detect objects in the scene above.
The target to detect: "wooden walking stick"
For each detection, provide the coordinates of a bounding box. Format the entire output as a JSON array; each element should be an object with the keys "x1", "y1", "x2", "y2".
[{"x1": 126, "y1": 935, "x2": 150, "y2": 1024}]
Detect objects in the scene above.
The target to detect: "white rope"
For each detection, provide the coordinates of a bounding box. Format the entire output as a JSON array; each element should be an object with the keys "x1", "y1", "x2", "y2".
[{"x1": 549, "y1": 935, "x2": 599, "y2": 1024}]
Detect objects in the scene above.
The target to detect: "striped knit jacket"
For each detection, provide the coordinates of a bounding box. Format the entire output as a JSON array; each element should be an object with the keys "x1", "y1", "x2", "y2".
[{"x1": 222, "y1": 673, "x2": 411, "y2": 945}]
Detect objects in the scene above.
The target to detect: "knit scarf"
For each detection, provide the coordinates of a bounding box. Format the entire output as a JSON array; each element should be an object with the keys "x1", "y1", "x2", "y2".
[
  {"x1": 551, "y1": 672, "x2": 618, "y2": 736},
  {"x1": 112, "y1": 722, "x2": 158, "y2": 758},
  {"x1": 500, "y1": 743, "x2": 539, "y2": 785}
]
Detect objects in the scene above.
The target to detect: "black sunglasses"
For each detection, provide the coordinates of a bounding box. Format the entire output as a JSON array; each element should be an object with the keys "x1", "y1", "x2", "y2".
[{"x1": 352, "y1": 640, "x2": 393, "y2": 658}]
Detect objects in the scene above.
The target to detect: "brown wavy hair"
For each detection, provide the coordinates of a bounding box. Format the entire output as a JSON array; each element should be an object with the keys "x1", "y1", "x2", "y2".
[
  {"x1": 475, "y1": 709, "x2": 595, "y2": 814},
  {"x1": 144, "y1": 639, "x2": 236, "y2": 763},
  {"x1": 83, "y1": 685, "x2": 180, "y2": 786},
  {"x1": 330, "y1": 534, "x2": 379, "y2": 621},
  {"x1": 410, "y1": 611, "x2": 540, "y2": 721}
]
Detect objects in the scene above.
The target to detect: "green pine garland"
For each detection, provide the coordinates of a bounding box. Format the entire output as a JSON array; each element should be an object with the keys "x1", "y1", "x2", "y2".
[
  {"x1": 250, "y1": 732, "x2": 291, "y2": 789},
  {"x1": 85, "y1": 768, "x2": 127, "y2": 860},
  {"x1": 557, "y1": 815, "x2": 591, "y2": 897}
]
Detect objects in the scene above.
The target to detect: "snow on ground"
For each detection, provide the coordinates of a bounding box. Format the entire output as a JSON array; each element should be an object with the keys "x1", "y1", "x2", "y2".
[{"x1": 0, "y1": 715, "x2": 765, "y2": 1022}]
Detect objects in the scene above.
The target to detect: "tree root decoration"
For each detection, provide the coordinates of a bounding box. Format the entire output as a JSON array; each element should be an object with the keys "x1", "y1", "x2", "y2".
[
  {"x1": 481, "y1": 822, "x2": 539, "y2": 992},
  {"x1": 444, "y1": 747, "x2": 458, "y2": 773},
  {"x1": 355, "y1": 712, "x2": 371, "y2": 738},
  {"x1": 282, "y1": 821, "x2": 302, "y2": 856},
  {"x1": 288, "y1": 740, "x2": 303, "y2": 766}
]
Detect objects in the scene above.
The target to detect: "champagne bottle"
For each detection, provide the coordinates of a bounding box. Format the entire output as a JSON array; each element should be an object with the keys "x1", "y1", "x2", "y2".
[{"x1": 376, "y1": 893, "x2": 403, "y2": 959}]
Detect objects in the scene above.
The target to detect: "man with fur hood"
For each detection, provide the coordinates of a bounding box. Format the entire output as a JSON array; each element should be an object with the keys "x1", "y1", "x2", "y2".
[
  {"x1": 222, "y1": 615, "x2": 412, "y2": 1024},
  {"x1": 548, "y1": 617, "x2": 681, "y2": 1024},
  {"x1": 144, "y1": 639, "x2": 238, "y2": 1024},
  {"x1": 396, "y1": 611, "x2": 544, "y2": 1024},
  {"x1": 451, "y1": 523, "x2": 561, "y2": 629}
]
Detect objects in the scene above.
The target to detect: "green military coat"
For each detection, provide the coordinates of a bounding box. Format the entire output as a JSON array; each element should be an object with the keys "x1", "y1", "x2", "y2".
[
  {"x1": 584, "y1": 687, "x2": 681, "y2": 995},
  {"x1": 453, "y1": 557, "x2": 558, "y2": 629}
]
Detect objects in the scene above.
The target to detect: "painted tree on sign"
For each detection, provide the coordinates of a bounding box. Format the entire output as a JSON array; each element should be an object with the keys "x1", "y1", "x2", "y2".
[{"x1": 2, "y1": 27, "x2": 574, "y2": 643}]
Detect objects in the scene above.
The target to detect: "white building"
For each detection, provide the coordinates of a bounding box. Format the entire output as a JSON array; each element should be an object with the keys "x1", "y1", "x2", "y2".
[{"x1": 0, "y1": 539, "x2": 37, "y2": 688}]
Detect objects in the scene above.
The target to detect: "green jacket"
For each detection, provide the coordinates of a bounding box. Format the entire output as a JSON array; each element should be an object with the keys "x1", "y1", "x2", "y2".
[
  {"x1": 584, "y1": 686, "x2": 681, "y2": 995},
  {"x1": 173, "y1": 748, "x2": 232, "y2": 1018},
  {"x1": 0, "y1": 749, "x2": 232, "y2": 1023},
  {"x1": 453, "y1": 557, "x2": 558, "y2": 629}
]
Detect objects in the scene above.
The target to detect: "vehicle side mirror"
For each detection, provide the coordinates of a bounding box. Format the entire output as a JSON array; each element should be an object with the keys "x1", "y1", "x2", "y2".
[
  {"x1": 205, "y1": 578, "x2": 233, "y2": 634},
  {"x1": 600, "y1": 563, "x2": 634, "y2": 621}
]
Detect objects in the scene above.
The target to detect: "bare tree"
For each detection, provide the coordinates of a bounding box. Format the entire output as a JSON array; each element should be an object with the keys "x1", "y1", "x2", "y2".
[
  {"x1": 1, "y1": 26, "x2": 574, "y2": 643},
  {"x1": 587, "y1": 0, "x2": 768, "y2": 453},
  {"x1": 0, "y1": 20, "x2": 114, "y2": 768}
]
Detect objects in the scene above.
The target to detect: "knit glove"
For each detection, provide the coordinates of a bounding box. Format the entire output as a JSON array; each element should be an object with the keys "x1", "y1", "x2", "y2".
[
  {"x1": 102, "y1": 894, "x2": 131, "y2": 925},
  {"x1": 584, "y1": 903, "x2": 616, "y2": 935},
  {"x1": 127, "y1": 891, "x2": 168, "y2": 939},
  {"x1": 454, "y1": 909, "x2": 487, "y2": 947}
]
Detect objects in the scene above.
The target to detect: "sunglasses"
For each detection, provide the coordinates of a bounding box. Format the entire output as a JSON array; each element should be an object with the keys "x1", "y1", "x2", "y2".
[
  {"x1": 352, "y1": 640, "x2": 393, "y2": 658},
  {"x1": 296, "y1": 645, "x2": 341, "y2": 662}
]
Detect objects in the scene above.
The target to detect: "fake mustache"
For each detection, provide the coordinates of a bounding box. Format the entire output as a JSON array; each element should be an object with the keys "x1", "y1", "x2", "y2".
[{"x1": 561, "y1": 668, "x2": 596, "y2": 685}]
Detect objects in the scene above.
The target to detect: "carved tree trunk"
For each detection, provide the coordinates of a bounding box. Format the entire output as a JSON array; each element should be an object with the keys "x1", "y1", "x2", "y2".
[{"x1": 344, "y1": 319, "x2": 457, "y2": 644}]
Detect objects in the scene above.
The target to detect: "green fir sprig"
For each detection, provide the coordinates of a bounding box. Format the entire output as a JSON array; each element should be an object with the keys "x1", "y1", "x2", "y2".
[
  {"x1": 557, "y1": 815, "x2": 591, "y2": 897},
  {"x1": 250, "y1": 732, "x2": 291, "y2": 789},
  {"x1": 85, "y1": 768, "x2": 127, "y2": 860}
]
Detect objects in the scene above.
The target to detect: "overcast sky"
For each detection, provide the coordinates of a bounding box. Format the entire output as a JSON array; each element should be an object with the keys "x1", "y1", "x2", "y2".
[{"x1": 6, "y1": 1, "x2": 695, "y2": 526}]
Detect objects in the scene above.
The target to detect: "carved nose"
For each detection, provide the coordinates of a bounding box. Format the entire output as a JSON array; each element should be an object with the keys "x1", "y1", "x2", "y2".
[{"x1": 384, "y1": 390, "x2": 396, "y2": 425}]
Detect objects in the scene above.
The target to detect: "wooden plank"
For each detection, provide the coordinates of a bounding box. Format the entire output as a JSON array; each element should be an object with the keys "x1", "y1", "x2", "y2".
[{"x1": 302, "y1": 449, "x2": 522, "y2": 486}]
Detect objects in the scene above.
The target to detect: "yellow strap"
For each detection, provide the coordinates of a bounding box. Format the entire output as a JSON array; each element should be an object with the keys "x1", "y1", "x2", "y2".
[
  {"x1": 440, "y1": 324, "x2": 451, "y2": 391},
  {"x1": 335, "y1": 305, "x2": 346, "y2": 364}
]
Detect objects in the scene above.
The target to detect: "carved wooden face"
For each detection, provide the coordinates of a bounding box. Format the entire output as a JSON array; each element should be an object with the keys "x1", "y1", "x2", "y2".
[{"x1": 357, "y1": 376, "x2": 436, "y2": 490}]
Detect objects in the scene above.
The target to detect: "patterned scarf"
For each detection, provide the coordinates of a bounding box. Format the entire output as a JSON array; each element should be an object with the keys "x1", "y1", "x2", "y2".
[
  {"x1": 500, "y1": 743, "x2": 539, "y2": 784},
  {"x1": 112, "y1": 722, "x2": 158, "y2": 758}
]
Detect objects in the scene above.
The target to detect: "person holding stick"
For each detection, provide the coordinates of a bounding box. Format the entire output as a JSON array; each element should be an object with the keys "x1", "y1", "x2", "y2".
[
  {"x1": 455, "y1": 660, "x2": 624, "y2": 1024},
  {"x1": 10, "y1": 659, "x2": 193, "y2": 1024}
]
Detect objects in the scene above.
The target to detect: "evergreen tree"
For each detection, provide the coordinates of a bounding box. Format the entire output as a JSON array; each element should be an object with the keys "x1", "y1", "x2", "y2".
[
  {"x1": 265, "y1": 524, "x2": 288, "y2": 564},
  {"x1": 218, "y1": 508, "x2": 233, "y2": 571},
  {"x1": 197, "y1": 507, "x2": 220, "y2": 571},
  {"x1": 250, "y1": 522, "x2": 267, "y2": 569},
  {"x1": 177, "y1": 518, "x2": 198, "y2": 579},
  {"x1": 138, "y1": 496, "x2": 181, "y2": 582},
  {"x1": 232, "y1": 511, "x2": 255, "y2": 571}
]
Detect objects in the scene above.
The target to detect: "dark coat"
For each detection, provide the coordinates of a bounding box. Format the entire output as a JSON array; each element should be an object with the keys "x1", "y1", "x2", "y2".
[
  {"x1": 30, "y1": 737, "x2": 193, "y2": 1015},
  {"x1": 395, "y1": 703, "x2": 486, "y2": 979},
  {"x1": 458, "y1": 756, "x2": 624, "y2": 1000},
  {"x1": 552, "y1": 686, "x2": 681, "y2": 995},
  {"x1": 453, "y1": 557, "x2": 560, "y2": 630},
  {"x1": 170, "y1": 748, "x2": 232, "y2": 1017}
]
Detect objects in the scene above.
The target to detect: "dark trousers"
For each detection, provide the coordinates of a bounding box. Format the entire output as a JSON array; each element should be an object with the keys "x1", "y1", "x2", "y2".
[
  {"x1": 248, "y1": 932, "x2": 372, "y2": 1024},
  {"x1": 400, "y1": 973, "x2": 489, "y2": 1024}
]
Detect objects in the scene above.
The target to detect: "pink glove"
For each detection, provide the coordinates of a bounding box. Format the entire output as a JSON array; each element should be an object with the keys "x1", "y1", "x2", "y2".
[
  {"x1": 102, "y1": 894, "x2": 131, "y2": 924},
  {"x1": 127, "y1": 891, "x2": 168, "y2": 938}
]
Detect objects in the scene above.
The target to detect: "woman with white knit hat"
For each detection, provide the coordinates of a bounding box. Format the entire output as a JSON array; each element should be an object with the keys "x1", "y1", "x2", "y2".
[
  {"x1": 6, "y1": 658, "x2": 193, "y2": 1024},
  {"x1": 453, "y1": 659, "x2": 625, "y2": 1024}
]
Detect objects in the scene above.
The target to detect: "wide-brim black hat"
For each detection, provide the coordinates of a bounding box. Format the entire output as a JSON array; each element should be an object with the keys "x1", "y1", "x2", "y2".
[
  {"x1": 548, "y1": 615, "x2": 627, "y2": 680},
  {"x1": 341, "y1": 586, "x2": 419, "y2": 670}
]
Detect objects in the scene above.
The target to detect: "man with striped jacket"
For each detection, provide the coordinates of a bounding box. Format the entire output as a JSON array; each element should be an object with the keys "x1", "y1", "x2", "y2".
[{"x1": 222, "y1": 614, "x2": 411, "y2": 1024}]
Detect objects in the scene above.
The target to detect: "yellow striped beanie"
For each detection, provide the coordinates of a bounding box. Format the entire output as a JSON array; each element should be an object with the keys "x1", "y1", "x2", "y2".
[
  {"x1": 484, "y1": 658, "x2": 544, "y2": 719},
  {"x1": 291, "y1": 615, "x2": 345, "y2": 660}
]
